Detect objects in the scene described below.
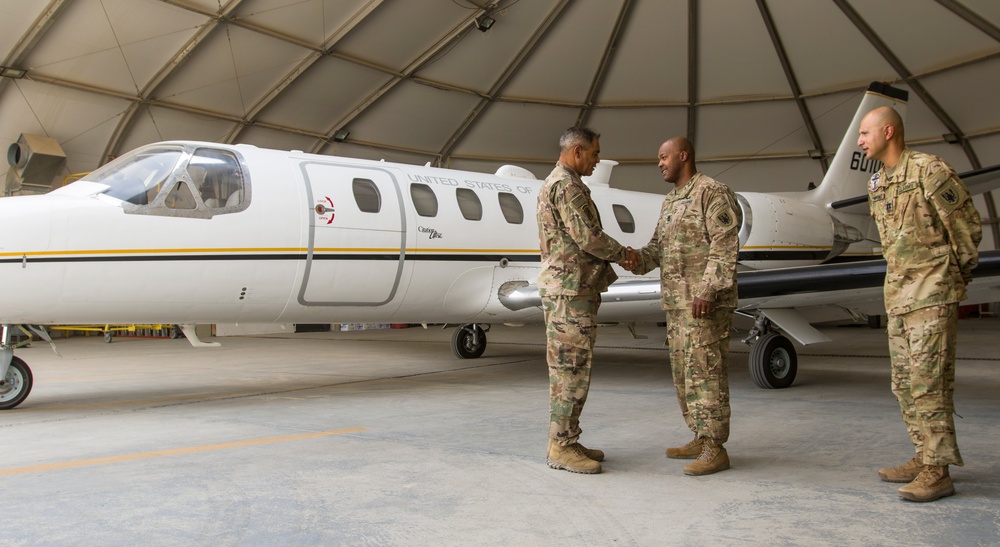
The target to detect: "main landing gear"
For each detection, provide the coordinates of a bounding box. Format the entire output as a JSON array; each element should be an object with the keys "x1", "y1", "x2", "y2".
[
  {"x1": 742, "y1": 314, "x2": 798, "y2": 389},
  {"x1": 451, "y1": 323, "x2": 489, "y2": 359},
  {"x1": 1, "y1": 325, "x2": 33, "y2": 410}
]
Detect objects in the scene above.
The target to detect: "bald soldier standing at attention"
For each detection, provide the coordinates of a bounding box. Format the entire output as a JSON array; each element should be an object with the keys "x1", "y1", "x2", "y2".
[
  {"x1": 625, "y1": 136, "x2": 741, "y2": 476},
  {"x1": 536, "y1": 127, "x2": 637, "y2": 474},
  {"x1": 858, "y1": 106, "x2": 982, "y2": 502}
]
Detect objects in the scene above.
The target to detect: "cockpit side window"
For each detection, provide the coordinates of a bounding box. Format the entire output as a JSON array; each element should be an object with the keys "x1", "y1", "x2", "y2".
[
  {"x1": 91, "y1": 145, "x2": 250, "y2": 219},
  {"x1": 188, "y1": 148, "x2": 246, "y2": 210},
  {"x1": 165, "y1": 181, "x2": 198, "y2": 210}
]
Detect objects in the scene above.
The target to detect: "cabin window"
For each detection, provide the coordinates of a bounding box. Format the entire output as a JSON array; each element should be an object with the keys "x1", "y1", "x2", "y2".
[
  {"x1": 612, "y1": 204, "x2": 635, "y2": 233},
  {"x1": 498, "y1": 192, "x2": 523, "y2": 224},
  {"x1": 353, "y1": 178, "x2": 381, "y2": 213},
  {"x1": 456, "y1": 188, "x2": 482, "y2": 221},
  {"x1": 410, "y1": 183, "x2": 438, "y2": 217}
]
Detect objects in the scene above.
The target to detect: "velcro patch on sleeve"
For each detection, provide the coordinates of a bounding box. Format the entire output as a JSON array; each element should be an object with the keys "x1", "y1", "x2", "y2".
[
  {"x1": 570, "y1": 191, "x2": 598, "y2": 224},
  {"x1": 930, "y1": 176, "x2": 969, "y2": 215},
  {"x1": 708, "y1": 199, "x2": 738, "y2": 229}
]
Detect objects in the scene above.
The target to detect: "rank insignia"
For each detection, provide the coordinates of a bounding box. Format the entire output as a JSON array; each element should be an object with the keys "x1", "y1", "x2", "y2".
[{"x1": 886, "y1": 200, "x2": 894, "y2": 214}]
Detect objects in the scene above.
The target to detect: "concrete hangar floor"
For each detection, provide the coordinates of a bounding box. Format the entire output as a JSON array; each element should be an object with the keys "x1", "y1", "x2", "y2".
[{"x1": 3, "y1": 319, "x2": 999, "y2": 546}]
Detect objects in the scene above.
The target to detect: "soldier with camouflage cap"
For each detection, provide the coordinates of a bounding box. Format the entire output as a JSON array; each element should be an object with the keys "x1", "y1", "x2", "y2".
[
  {"x1": 859, "y1": 106, "x2": 982, "y2": 502},
  {"x1": 625, "y1": 136, "x2": 741, "y2": 476},
  {"x1": 537, "y1": 127, "x2": 636, "y2": 474}
]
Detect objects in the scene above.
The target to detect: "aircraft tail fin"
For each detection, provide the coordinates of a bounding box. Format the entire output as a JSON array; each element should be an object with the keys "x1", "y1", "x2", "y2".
[{"x1": 805, "y1": 82, "x2": 908, "y2": 208}]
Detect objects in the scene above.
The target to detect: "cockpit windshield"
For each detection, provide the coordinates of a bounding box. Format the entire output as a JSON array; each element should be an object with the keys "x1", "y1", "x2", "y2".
[
  {"x1": 81, "y1": 144, "x2": 250, "y2": 218},
  {"x1": 83, "y1": 146, "x2": 184, "y2": 205}
]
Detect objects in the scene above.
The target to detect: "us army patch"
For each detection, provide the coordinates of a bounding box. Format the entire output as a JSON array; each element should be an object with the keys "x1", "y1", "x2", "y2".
[
  {"x1": 570, "y1": 192, "x2": 598, "y2": 223},
  {"x1": 715, "y1": 206, "x2": 737, "y2": 228},
  {"x1": 869, "y1": 172, "x2": 880, "y2": 192},
  {"x1": 941, "y1": 188, "x2": 958, "y2": 205},
  {"x1": 931, "y1": 177, "x2": 969, "y2": 214}
]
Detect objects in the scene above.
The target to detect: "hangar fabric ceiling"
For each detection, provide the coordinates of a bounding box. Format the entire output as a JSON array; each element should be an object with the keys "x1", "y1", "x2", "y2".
[{"x1": 1, "y1": 0, "x2": 999, "y2": 199}]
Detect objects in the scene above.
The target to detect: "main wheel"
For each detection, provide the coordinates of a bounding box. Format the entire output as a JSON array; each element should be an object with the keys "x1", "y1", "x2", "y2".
[
  {"x1": 451, "y1": 324, "x2": 487, "y2": 359},
  {"x1": 749, "y1": 332, "x2": 797, "y2": 389},
  {"x1": 0, "y1": 356, "x2": 33, "y2": 410}
]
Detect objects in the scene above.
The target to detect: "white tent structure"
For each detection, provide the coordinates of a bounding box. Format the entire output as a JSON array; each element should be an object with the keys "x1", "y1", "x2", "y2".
[{"x1": 1, "y1": 0, "x2": 998, "y2": 242}]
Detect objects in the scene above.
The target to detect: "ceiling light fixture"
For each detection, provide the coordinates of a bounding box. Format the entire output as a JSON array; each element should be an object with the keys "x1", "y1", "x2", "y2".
[
  {"x1": 0, "y1": 66, "x2": 27, "y2": 79},
  {"x1": 942, "y1": 133, "x2": 961, "y2": 144},
  {"x1": 476, "y1": 15, "x2": 495, "y2": 32},
  {"x1": 332, "y1": 129, "x2": 350, "y2": 142}
]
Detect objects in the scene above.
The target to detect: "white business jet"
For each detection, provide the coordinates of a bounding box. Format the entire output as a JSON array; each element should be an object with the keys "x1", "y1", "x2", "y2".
[{"x1": 2, "y1": 82, "x2": 998, "y2": 409}]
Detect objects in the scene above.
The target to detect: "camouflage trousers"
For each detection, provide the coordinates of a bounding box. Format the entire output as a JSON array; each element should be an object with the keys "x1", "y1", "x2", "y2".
[
  {"x1": 887, "y1": 303, "x2": 963, "y2": 466},
  {"x1": 666, "y1": 307, "x2": 733, "y2": 444},
  {"x1": 541, "y1": 294, "x2": 600, "y2": 446}
]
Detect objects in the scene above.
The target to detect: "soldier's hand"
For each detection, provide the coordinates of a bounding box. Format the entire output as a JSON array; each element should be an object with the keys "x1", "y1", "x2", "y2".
[
  {"x1": 619, "y1": 247, "x2": 639, "y2": 270},
  {"x1": 692, "y1": 297, "x2": 712, "y2": 319}
]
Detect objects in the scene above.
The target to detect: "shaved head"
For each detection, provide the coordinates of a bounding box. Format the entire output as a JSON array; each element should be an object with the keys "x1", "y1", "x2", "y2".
[
  {"x1": 865, "y1": 106, "x2": 904, "y2": 141},
  {"x1": 657, "y1": 136, "x2": 697, "y2": 186},
  {"x1": 858, "y1": 106, "x2": 905, "y2": 167},
  {"x1": 665, "y1": 136, "x2": 695, "y2": 164}
]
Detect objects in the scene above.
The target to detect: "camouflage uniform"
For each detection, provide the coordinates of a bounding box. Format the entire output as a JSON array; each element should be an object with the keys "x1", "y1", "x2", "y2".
[
  {"x1": 537, "y1": 162, "x2": 627, "y2": 446},
  {"x1": 633, "y1": 173, "x2": 741, "y2": 443},
  {"x1": 868, "y1": 148, "x2": 981, "y2": 467}
]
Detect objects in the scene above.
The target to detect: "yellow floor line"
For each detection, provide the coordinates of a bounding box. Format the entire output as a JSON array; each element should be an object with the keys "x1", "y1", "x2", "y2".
[{"x1": 0, "y1": 427, "x2": 367, "y2": 476}]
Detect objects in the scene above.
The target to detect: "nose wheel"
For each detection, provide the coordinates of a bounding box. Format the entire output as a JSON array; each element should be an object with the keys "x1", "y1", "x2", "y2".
[
  {"x1": 0, "y1": 356, "x2": 33, "y2": 410},
  {"x1": 451, "y1": 324, "x2": 489, "y2": 359}
]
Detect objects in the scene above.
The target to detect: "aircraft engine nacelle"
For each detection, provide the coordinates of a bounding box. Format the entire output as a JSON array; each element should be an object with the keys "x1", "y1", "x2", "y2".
[{"x1": 736, "y1": 192, "x2": 863, "y2": 269}]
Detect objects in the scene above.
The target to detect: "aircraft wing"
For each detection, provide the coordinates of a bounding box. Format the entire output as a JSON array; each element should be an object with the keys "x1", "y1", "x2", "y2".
[
  {"x1": 500, "y1": 250, "x2": 1000, "y2": 347},
  {"x1": 830, "y1": 163, "x2": 1000, "y2": 214}
]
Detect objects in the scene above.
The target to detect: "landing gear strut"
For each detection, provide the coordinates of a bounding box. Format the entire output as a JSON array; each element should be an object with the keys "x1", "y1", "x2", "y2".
[
  {"x1": 742, "y1": 313, "x2": 797, "y2": 389},
  {"x1": 1, "y1": 325, "x2": 33, "y2": 410},
  {"x1": 451, "y1": 323, "x2": 489, "y2": 359}
]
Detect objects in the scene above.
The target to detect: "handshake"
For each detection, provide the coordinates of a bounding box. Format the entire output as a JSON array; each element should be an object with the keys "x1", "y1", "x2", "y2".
[{"x1": 618, "y1": 246, "x2": 641, "y2": 271}]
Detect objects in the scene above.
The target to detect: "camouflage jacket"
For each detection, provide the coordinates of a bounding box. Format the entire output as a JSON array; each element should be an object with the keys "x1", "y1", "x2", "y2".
[
  {"x1": 536, "y1": 163, "x2": 626, "y2": 296},
  {"x1": 634, "y1": 173, "x2": 741, "y2": 310},
  {"x1": 868, "y1": 148, "x2": 982, "y2": 314}
]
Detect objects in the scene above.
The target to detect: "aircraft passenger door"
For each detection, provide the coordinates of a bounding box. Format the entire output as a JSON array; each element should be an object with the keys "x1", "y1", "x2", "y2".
[{"x1": 299, "y1": 162, "x2": 405, "y2": 306}]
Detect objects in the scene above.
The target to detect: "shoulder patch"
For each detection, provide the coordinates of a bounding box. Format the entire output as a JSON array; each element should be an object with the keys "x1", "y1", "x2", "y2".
[
  {"x1": 707, "y1": 198, "x2": 738, "y2": 230},
  {"x1": 569, "y1": 191, "x2": 599, "y2": 224},
  {"x1": 930, "y1": 176, "x2": 969, "y2": 215}
]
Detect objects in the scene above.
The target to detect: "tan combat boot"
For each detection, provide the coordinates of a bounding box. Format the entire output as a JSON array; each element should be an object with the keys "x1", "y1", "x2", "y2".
[
  {"x1": 576, "y1": 442, "x2": 605, "y2": 462},
  {"x1": 548, "y1": 440, "x2": 605, "y2": 463},
  {"x1": 878, "y1": 453, "x2": 923, "y2": 483},
  {"x1": 683, "y1": 439, "x2": 730, "y2": 476},
  {"x1": 547, "y1": 442, "x2": 602, "y2": 474},
  {"x1": 898, "y1": 465, "x2": 954, "y2": 502},
  {"x1": 666, "y1": 436, "x2": 704, "y2": 459}
]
